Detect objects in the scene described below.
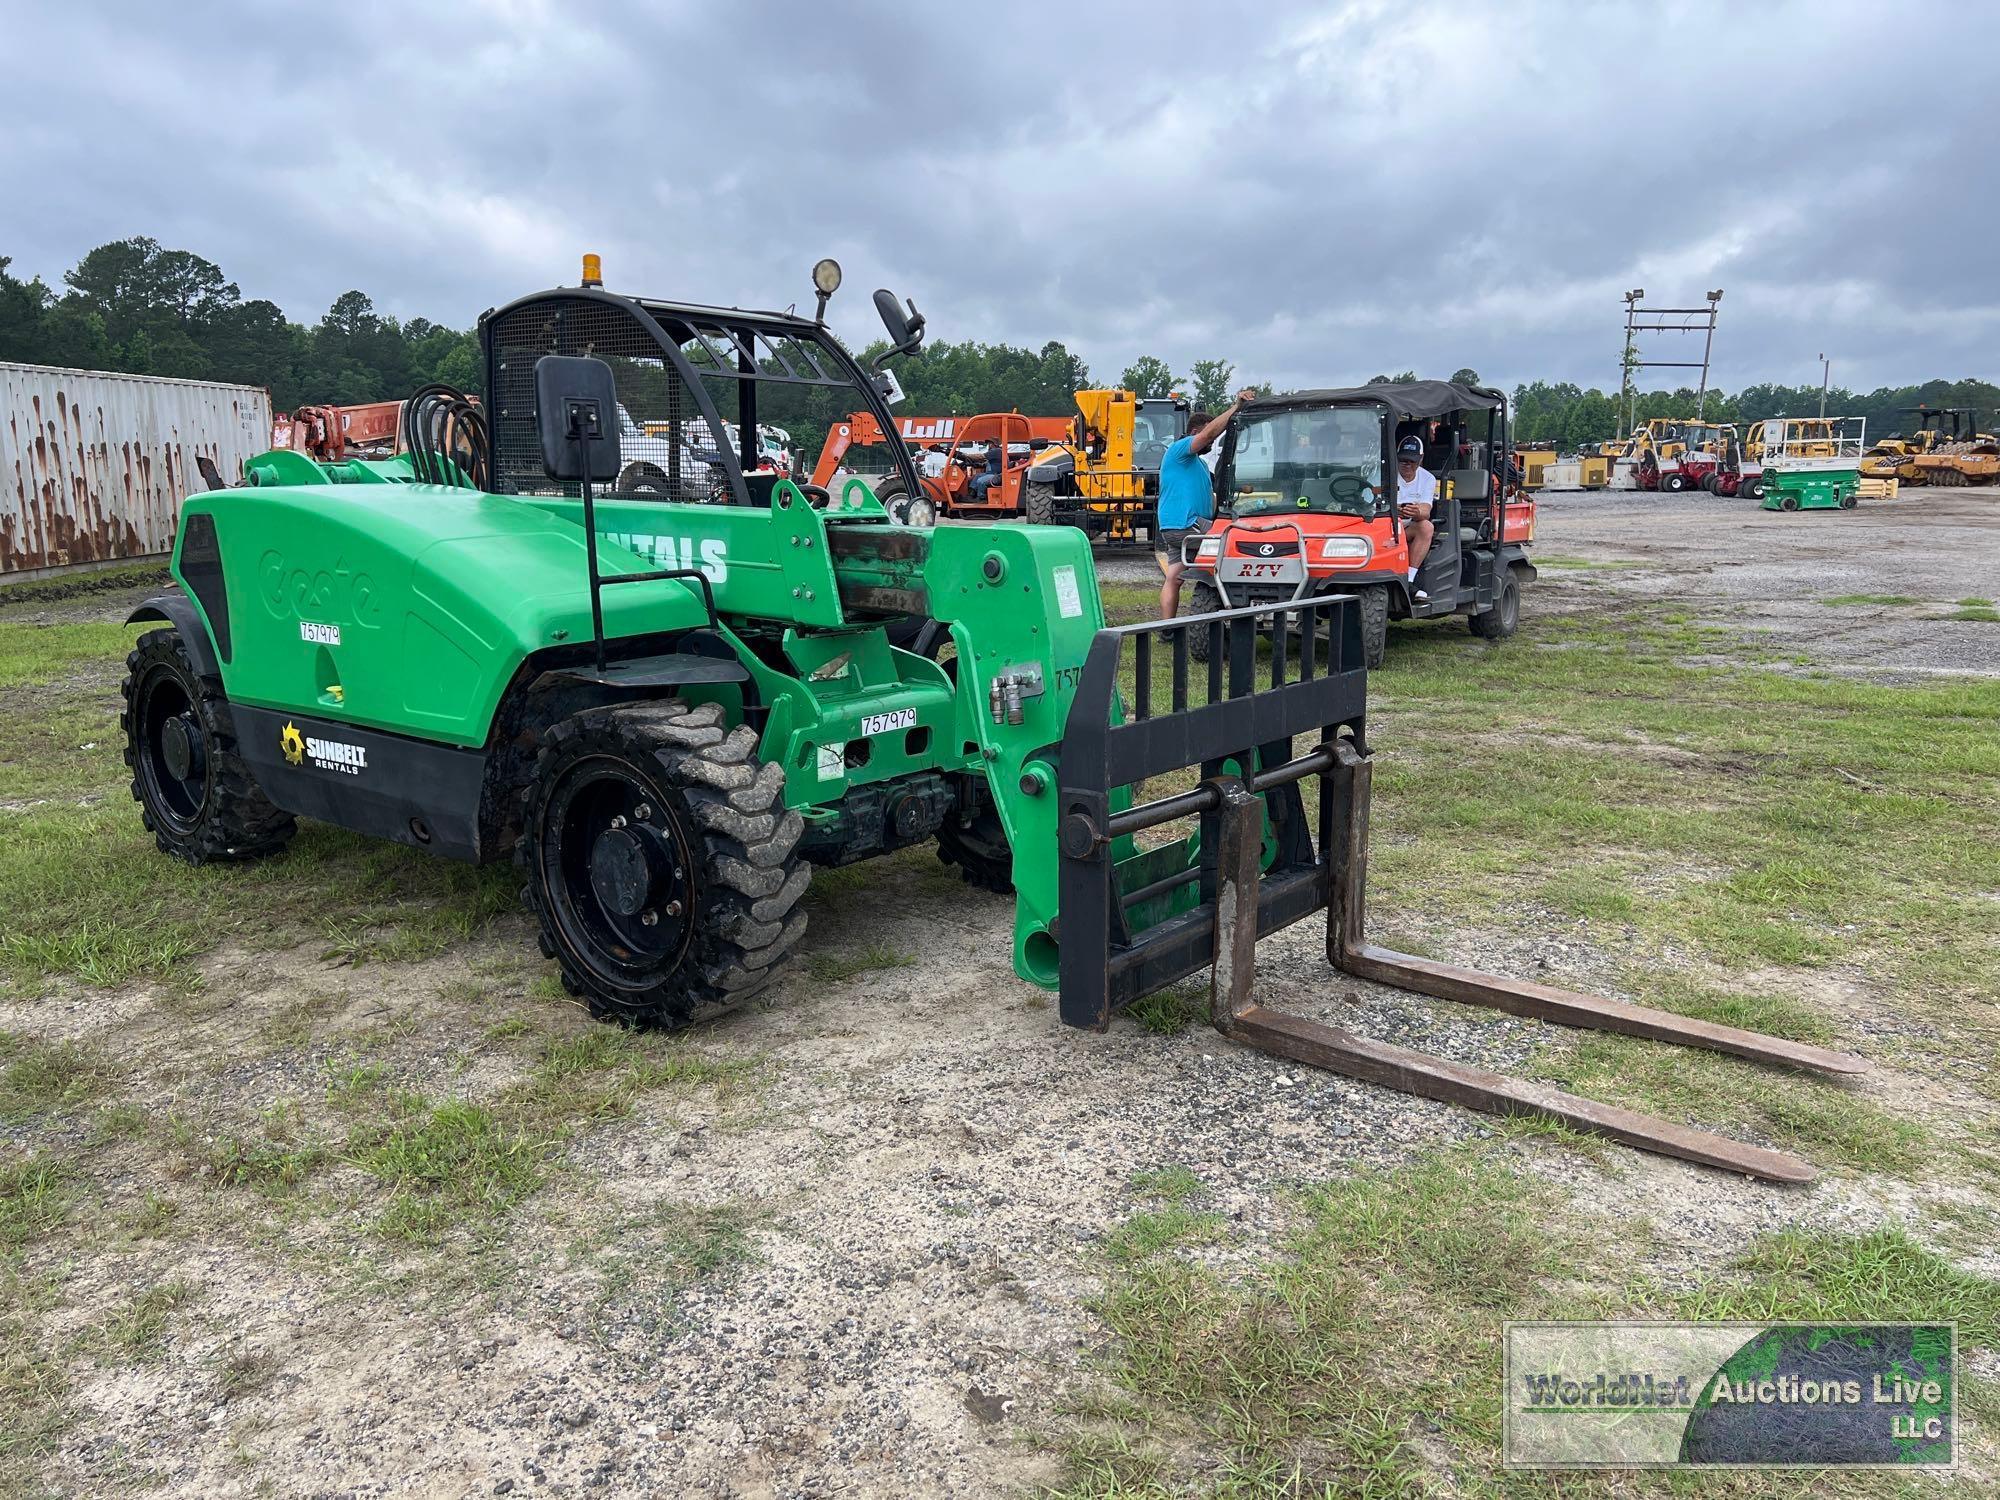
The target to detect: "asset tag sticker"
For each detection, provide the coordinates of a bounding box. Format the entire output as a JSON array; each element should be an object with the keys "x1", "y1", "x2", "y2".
[
  {"x1": 860, "y1": 708, "x2": 917, "y2": 736},
  {"x1": 1052, "y1": 564, "x2": 1083, "y2": 619},
  {"x1": 300, "y1": 621, "x2": 341, "y2": 646},
  {"x1": 817, "y1": 743, "x2": 846, "y2": 781}
]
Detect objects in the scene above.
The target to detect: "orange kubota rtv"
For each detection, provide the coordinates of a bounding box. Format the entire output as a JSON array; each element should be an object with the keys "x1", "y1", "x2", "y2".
[{"x1": 1184, "y1": 381, "x2": 1536, "y2": 668}]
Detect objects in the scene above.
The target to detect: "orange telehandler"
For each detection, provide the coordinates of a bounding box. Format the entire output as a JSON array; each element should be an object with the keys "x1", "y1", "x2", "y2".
[{"x1": 810, "y1": 410, "x2": 1072, "y2": 526}]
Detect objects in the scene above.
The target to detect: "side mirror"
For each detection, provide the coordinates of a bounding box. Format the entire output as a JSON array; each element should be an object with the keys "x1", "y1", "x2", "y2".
[
  {"x1": 872, "y1": 289, "x2": 926, "y2": 364},
  {"x1": 533, "y1": 355, "x2": 623, "y2": 482}
]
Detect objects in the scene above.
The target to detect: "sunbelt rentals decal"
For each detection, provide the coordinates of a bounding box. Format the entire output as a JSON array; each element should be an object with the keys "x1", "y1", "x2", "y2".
[
  {"x1": 281, "y1": 722, "x2": 368, "y2": 777},
  {"x1": 595, "y1": 532, "x2": 729, "y2": 584}
]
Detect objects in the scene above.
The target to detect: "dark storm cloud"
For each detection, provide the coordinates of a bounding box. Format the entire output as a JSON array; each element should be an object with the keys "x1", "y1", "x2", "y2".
[{"x1": 4, "y1": 0, "x2": 1995, "y2": 395}]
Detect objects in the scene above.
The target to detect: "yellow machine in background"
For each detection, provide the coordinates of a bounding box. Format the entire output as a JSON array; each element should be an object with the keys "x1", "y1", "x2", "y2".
[
  {"x1": 1022, "y1": 387, "x2": 1191, "y2": 539},
  {"x1": 1744, "y1": 418, "x2": 1839, "y2": 463},
  {"x1": 1513, "y1": 443, "x2": 1557, "y2": 489}
]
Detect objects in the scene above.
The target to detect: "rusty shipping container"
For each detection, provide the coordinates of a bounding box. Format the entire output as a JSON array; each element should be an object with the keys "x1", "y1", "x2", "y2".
[{"x1": 2, "y1": 361, "x2": 271, "y2": 578}]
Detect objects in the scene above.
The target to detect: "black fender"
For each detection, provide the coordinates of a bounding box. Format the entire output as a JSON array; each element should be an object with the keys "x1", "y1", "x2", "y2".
[
  {"x1": 1497, "y1": 543, "x2": 1537, "y2": 583},
  {"x1": 1026, "y1": 451, "x2": 1075, "y2": 484},
  {"x1": 127, "y1": 589, "x2": 222, "y2": 680}
]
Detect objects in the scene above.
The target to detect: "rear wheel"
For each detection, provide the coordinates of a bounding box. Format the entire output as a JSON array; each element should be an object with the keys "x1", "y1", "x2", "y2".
[
  {"x1": 520, "y1": 701, "x2": 808, "y2": 1028},
  {"x1": 1745, "y1": 476, "x2": 1766, "y2": 500},
  {"x1": 1469, "y1": 570, "x2": 1521, "y2": 640},
  {"x1": 1357, "y1": 584, "x2": 1389, "y2": 670},
  {"x1": 1023, "y1": 480, "x2": 1058, "y2": 525},
  {"x1": 1840, "y1": 491, "x2": 1859, "y2": 509},
  {"x1": 1780, "y1": 494, "x2": 1800, "y2": 511},
  {"x1": 121, "y1": 628, "x2": 295, "y2": 864}
]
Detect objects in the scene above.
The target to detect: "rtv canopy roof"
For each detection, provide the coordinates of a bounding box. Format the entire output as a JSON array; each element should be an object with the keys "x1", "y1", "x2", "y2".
[{"x1": 1246, "y1": 381, "x2": 1505, "y2": 421}]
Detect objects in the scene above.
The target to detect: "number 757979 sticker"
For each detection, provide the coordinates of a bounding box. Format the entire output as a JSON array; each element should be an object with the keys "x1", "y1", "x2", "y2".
[{"x1": 860, "y1": 707, "x2": 917, "y2": 736}]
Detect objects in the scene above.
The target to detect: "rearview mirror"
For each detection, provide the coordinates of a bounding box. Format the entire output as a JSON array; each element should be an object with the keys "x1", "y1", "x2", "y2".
[{"x1": 872, "y1": 289, "x2": 926, "y2": 364}]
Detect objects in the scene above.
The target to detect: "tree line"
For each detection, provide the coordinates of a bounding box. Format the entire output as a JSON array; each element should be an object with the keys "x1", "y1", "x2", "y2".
[
  {"x1": 4, "y1": 238, "x2": 1991, "y2": 457},
  {"x1": 1, "y1": 239, "x2": 478, "y2": 413},
  {"x1": 1509, "y1": 377, "x2": 2000, "y2": 450}
]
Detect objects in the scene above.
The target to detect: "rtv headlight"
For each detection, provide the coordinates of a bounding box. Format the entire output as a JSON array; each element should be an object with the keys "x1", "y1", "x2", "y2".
[
  {"x1": 1196, "y1": 536, "x2": 1224, "y2": 559},
  {"x1": 1320, "y1": 536, "x2": 1372, "y2": 560}
]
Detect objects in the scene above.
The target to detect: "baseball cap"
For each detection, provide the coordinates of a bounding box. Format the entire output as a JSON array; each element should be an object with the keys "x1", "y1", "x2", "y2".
[{"x1": 1397, "y1": 435, "x2": 1424, "y2": 460}]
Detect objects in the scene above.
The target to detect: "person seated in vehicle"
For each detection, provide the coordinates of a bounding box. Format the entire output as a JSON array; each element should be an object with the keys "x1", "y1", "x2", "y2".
[
  {"x1": 1390, "y1": 433, "x2": 1437, "y2": 602},
  {"x1": 1158, "y1": 387, "x2": 1257, "y2": 620},
  {"x1": 970, "y1": 442, "x2": 1004, "y2": 500}
]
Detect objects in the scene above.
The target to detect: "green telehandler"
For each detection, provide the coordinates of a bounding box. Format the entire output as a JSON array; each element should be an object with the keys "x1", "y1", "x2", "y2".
[{"x1": 120, "y1": 258, "x2": 1866, "y2": 1183}]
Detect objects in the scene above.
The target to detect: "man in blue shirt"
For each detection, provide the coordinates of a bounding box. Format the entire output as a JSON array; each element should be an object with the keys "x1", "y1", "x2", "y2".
[{"x1": 1156, "y1": 387, "x2": 1256, "y2": 619}]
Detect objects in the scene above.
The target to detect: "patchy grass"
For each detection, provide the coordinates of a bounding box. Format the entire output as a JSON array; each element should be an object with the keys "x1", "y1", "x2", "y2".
[
  {"x1": 1822, "y1": 593, "x2": 1918, "y2": 607},
  {"x1": 1951, "y1": 605, "x2": 2000, "y2": 623},
  {"x1": 0, "y1": 1037, "x2": 114, "y2": 1123},
  {"x1": 1054, "y1": 1146, "x2": 2000, "y2": 1495},
  {"x1": 0, "y1": 1156, "x2": 72, "y2": 1257},
  {"x1": 803, "y1": 942, "x2": 917, "y2": 984},
  {"x1": 354, "y1": 1099, "x2": 545, "y2": 1243},
  {"x1": 98, "y1": 1279, "x2": 199, "y2": 1362},
  {"x1": 1124, "y1": 983, "x2": 1208, "y2": 1037},
  {"x1": 1537, "y1": 555, "x2": 1644, "y2": 571},
  {"x1": 1677, "y1": 1227, "x2": 2000, "y2": 1345},
  {"x1": 1055, "y1": 1148, "x2": 1564, "y2": 1494},
  {"x1": 1957, "y1": 596, "x2": 1995, "y2": 609}
]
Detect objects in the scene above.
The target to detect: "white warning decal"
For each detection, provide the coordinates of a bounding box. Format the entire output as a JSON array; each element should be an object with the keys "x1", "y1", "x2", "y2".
[{"x1": 1052, "y1": 564, "x2": 1084, "y2": 619}]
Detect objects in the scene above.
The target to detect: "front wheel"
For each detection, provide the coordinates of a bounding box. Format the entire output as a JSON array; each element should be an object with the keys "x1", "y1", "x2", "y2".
[
  {"x1": 121, "y1": 629, "x2": 295, "y2": 864},
  {"x1": 880, "y1": 482, "x2": 924, "y2": 536},
  {"x1": 1745, "y1": 477, "x2": 1766, "y2": 500},
  {"x1": 1663, "y1": 472, "x2": 1688, "y2": 493},
  {"x1": 1183, "y1": 579, "x2": 1223, "y2": 662},
  {"x1": 1357, "y1": 584, "x2": 1389, "y2": 670},
  {"x1": 519, "y1": 701, "x2": 809, "y2": 1028},
  {"x1": 1469, "y1": 570, "x2": 1521, "y2": 640},
  {"x1": 1022, "y1": 480, "x2": 1058, "y2": 525},
  {"x1": 1780, "y1": 495, "x2": 1800, "y2": 511}
]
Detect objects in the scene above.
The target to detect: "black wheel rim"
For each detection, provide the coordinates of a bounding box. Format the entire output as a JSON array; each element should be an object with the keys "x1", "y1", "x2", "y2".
[
  {"x1": 134, "y1": 661, "x2": 211, "y2": 835},
  {"x1": 540, "y1": 753, "x2": 699, "y2": 994}
]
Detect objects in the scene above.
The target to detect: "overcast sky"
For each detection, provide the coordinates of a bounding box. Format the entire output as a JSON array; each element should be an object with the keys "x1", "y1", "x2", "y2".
[{"x1": 5, "y1": 0, "x2": 1996, "y2": 398}]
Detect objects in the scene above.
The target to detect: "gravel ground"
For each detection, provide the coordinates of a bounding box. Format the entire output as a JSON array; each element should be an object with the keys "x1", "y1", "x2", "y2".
[
  {"x1": 6, "y1": 489, "x2": 1995, "y2": 1496},
  {"x1": 1101, "y1": 483, "x2": 2000, "y2": 678}
]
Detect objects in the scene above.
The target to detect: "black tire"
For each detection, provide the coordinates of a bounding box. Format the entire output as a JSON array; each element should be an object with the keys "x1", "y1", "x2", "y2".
[
  {"x1": 1780, "y1": 495, "x2": 1800, "y2": 512},
  {"x1": 618, "y1": 465, "x2": 672, "y2": 499},
  {"x1": 1022, "y1": 480, "x2": 1058, "y2": 526},
  {"x1": 121, "y1": 628, "x2": 295, "y2": 864},
  {"x1": 936, "y1": 807, "x2": 1013, "y2": 895},
  {"x1": 1357, "y1": 584, "x2": 1389, "y2": 671},
  {"x1": 1469, "y1": 570, "x2": 1522, "y2": 640},
  {"x1": 1183, "y1": 579, "x2": 1223, "y2": 662},
  {"x1": 1663, "y1": 472, "x2": 1688, "y2": 493},
  {"x1": 875, "y1": 473, "x2": 917, "y2": 525},
  {"x1": 519, "y1": 701, "x2": 808, "y2": 1029},
  {"x1": 1840, "y1": 491, "x2": 1859, "y2": 510},
  {"x1": 1745, "y1": 477, "x2": 1767, "y2": 500}
]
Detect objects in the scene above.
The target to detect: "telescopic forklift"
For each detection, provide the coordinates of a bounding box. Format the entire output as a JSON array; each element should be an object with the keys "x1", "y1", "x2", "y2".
[{"x1": 120, "y1": 259, "x2": 1865, "y2": 1184}]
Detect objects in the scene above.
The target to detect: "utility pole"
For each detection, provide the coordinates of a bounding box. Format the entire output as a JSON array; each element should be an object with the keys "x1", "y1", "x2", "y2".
[{"x1": 1818, "y1": 354, "x2": 1830, "y2": 419}]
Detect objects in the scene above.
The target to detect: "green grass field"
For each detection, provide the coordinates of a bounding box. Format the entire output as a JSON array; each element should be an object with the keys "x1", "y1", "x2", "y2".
[{"x1": 1, "y1": 579, "x2": 1995, "y2": 1495}]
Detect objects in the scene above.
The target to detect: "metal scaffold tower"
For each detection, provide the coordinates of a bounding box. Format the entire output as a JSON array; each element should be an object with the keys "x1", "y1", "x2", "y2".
[{"x1": 1617, "y1": 288, "x2": 1723, "y2": 438}]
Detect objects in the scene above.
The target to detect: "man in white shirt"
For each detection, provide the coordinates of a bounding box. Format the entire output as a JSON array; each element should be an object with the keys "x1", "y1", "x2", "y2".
[{"x1": 1391, "y1": 433, "x2": 1437, "y2": 603}]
